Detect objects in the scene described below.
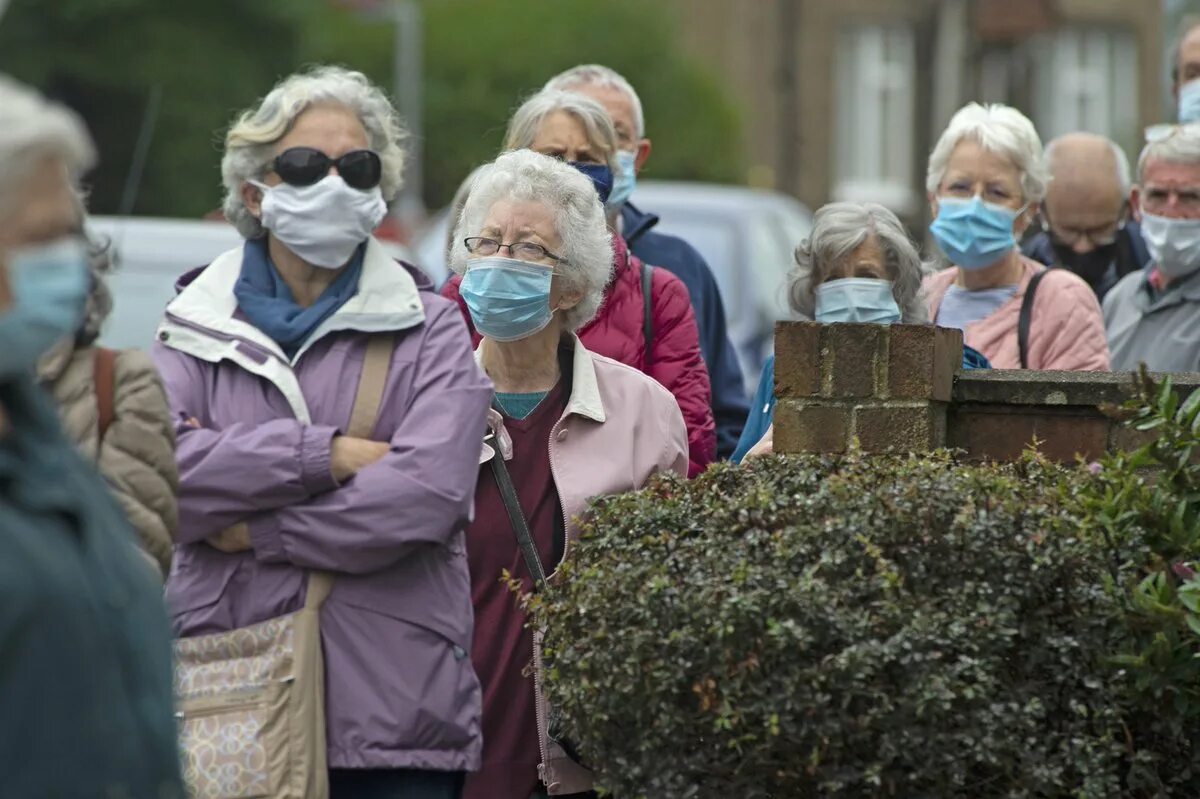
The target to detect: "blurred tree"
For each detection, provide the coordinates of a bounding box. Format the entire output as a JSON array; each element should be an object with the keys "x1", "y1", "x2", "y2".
[
  {"x1": 0, "y1": 0, "x2": 322, "y2": 218},
  {"x1": 305, "y1": 0, "x2": 745, "y2": 209},
  {"x1": 0, "y1": 0, "x2": 743, "y2": 218}
]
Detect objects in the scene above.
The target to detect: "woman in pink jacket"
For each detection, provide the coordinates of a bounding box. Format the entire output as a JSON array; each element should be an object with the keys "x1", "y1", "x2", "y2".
[
  {"x1": 451, "y1": 149, "x2": 688, "y2": 799},
  {"x1": 443, "y1": 89, "x2": 714, "y2": 476},
  {"x1": 922, "y1": 102, "x2": 1110, "y2": 370}
]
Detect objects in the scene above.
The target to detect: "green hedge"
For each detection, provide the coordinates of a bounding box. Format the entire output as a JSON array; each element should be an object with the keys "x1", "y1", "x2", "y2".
[{"x1": 527, "y1": 373, "x2": 1200, "y2": 797}]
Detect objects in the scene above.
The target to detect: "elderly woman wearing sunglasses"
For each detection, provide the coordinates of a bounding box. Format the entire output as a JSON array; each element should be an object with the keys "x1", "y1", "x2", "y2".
[{"x1": 152, "y1": 66, "x2": 492, "y2": 799}]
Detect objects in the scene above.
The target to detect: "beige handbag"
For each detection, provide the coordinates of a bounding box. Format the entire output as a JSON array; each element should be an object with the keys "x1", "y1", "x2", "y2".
[{"x1": 173, "y1": 335, "x2": 394, "y2": 799}]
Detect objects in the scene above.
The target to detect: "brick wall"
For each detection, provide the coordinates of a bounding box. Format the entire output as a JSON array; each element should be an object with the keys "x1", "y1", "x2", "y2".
[{"x1": 773, "y1": 321, "x2": 1200, "y2": 461}]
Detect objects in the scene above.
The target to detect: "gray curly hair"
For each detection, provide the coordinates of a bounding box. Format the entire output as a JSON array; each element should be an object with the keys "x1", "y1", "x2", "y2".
[
  {"x1": 449, "y1": 150, "x2": 613, "y2": 333},
  {"x1": 75, "y1": 192, "x2": 113, "y2": 347},
  {"x1": 788, "y1": 202, "x2": 928, "y2": 323},
  {"x1": 220, "y1": 65, "x2": 407, "y2": 239}
]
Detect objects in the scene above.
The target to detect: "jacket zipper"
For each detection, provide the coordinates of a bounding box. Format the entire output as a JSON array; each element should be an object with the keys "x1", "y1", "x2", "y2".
[{"x1": 534, "y1": 417, "x2": 571, "y2": 790}]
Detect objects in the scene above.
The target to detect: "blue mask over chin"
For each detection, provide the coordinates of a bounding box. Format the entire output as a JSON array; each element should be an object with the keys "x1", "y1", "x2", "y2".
[
  {"x1": 570, "y1": 161, "x2": 614, "y2": 205},
  {"x1": 460, "y1": 256, "x2": 556, "y2": 342},
  {"x1": 1181, "y1": 79, "x2": 1200, "y2": 124},
  {"x1": 0, "y1": 237, "x2": 90, "y2": 379},
  {"x1": 929, "y1": 195, "x2": 1024, "y2": 270},
  {"x1": 814, "y1": 278, "x2": 902, "y2": 324}
]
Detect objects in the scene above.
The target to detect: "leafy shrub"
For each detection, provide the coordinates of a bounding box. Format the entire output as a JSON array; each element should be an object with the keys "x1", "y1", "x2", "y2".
[
  {"x1": 530, "y1": 452, "x2": 1134, "y2": 797},
  {"x1": 1068, "y1": 370, "x2": 1200, "y2": 793}
]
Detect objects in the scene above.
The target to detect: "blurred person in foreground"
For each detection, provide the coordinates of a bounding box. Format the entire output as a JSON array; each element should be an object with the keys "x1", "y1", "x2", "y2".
[
  {"x1": 452, "y1": 148, "x2": 687, "y2": 799},
  {"x1": 1022, "y1": 133, "x2": 1150, "y2": 302},
  {"x1": 732, "y1": 201, "x2": 990, "y2": 462},
  {"x1": 544, "y1": 64, "x2": 749, "y2": 459},
  {"x1": 922, "y1": 103, "x2": 1110, "y2": 371},
  {"x1": 1104, "y1": 124, "x2": 1200, "y2": 372},
  {"x1": 443, "y1": 89, "x2": 715, "y2": 476},
  {"x1": 36, "y1": 197, "x2": 177, "y2": 577},
  {"x1": 0, "y1": 74, "x2": 183, "y2": 798},
  {"x1": 154, "y1": 66, "x2": 490, "y2": 797}
]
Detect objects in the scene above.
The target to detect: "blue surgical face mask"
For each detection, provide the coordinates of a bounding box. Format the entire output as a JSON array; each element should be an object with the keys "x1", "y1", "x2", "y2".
[
  {"x1": 1181, "y1": 79, "x2": 1200, "y2": 124},
  {"x1": 460, "y1": 256, "x2": 556, "y2": 342},
  {"x1": 814, "y1": 278, "x2": 901, "y2": 324},
  {"x1": 570, "y1": 161, "x2": 613, "y2": 205},
  {"x1": 929, "y1": 195, "x2": 1025, "y2": 270},
  {"x1": 0, "y1": 237, "x2": 90, "y2": 379},
  {"x1": 606, "y1": 150, "x2": 637, "y2": 210}
]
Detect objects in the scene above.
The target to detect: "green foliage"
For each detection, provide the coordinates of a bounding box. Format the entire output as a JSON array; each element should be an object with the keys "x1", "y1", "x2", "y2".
[
  {"x1": 0, "y1": 0, "x2": 743, "y2": 217},
  {"x1": 529, "y1": 452, "x2": 1139, "y2": 797},
  {"x1": 0, "y1": 0, "x2": 322, "y2": 217},
  {"x1": 304, "y1": 0, "x2": 744, "y2": 209},
  {"x1": 1068, "y1": 368, "x2": 1200, "y2": 793}
]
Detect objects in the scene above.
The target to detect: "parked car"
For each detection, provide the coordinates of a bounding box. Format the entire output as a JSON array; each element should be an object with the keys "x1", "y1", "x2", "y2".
[
  {"x1": 88, "y1": 215, "x2": 415, "y2": 351},
  {"x1": 413, "y1": 180, "x2": 813, "y2": 395}
]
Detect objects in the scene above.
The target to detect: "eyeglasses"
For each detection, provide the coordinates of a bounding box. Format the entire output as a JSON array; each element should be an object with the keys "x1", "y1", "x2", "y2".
[
  {"x1": 272, "y1": 147, "x2": 382, "y2": 190},
  {"x1": 464, "y1": 237, "x2": 569, "y2": 264},
  {"x1": 1042, "y1": 208, "x2": 1127, "y2": 248}
]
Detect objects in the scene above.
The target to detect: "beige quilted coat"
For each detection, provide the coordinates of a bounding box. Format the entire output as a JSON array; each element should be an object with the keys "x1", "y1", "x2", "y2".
[{"x1": 38, "y1": 341, "x2": 178, "y2": 576}]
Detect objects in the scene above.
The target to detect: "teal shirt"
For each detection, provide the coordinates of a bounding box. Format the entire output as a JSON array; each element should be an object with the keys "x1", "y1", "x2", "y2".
[
  {"x1": 0, "y1": 377, "x2": 183, "y2": 797},
  {"x1": 495, "y1": 390, "x2": 550, "y2": 421}
]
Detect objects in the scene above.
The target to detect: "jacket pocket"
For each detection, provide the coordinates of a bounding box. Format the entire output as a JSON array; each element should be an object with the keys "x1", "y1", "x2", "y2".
[{"x1": 165, "y1": 547, "x2": 241, "y2": 632}]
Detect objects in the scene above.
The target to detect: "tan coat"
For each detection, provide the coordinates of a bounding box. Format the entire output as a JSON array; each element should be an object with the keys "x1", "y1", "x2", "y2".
[{"x1": 38, "y1": 341, "x2": 178, "y2": 575}]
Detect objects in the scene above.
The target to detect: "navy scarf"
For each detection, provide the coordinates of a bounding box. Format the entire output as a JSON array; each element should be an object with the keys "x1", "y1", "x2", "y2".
[{"x1": 233, "y1": 238, "x2": 364, "y2": 359}]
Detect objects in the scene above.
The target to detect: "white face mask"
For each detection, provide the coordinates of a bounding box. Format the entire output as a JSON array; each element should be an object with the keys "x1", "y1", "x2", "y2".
[
  {"x1": 252, "y1": 174, "x2": 386, "y2": 269},
  {"x1": 1140, "y1": 211, "x2": 1200, "y2": 280}
]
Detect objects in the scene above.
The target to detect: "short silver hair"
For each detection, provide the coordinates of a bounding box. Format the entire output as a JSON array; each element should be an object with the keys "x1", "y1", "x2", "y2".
[
  {"x1": 221, "y1": 65, "x2": 407, "y2": 239},
  {"x1": 543, "y1": 64, "x2": 646, "y2": 139},
  {"x1": 1137, "y1": 125, "x2": 1200, "y2": 183},
  {"x1": 449, "y1": 149, "x2": 613, "y2": 333},
  {"x1": 788, "y1": 202, "x2": 928, "y2": 324},
  {"x1": 1045, "y1": 135, "x2": 1132, "y2": 197},
  {"x1": 926, "y1": 102, "x2": 1049, "y2": 203},
  {"x1": 0, "y1": 74, "x2": 95, "y2": 215},
  {"x1": 503, "y1": 89, "x2": 619, "y2": 171}
]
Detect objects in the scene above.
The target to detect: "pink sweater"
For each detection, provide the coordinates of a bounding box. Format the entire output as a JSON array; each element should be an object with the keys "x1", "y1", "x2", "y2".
[{"x1": 923, "y1": 257, "x2": 1111, "y2": 371}]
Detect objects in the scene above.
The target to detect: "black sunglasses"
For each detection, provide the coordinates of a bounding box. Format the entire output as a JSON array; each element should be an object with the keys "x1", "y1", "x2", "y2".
[{"x1": 272, "y1": 147, "x2": 383, "y2": 190}]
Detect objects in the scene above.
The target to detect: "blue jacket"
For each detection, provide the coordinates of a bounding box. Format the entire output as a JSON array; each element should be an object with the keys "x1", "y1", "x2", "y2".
[
  {"x1": 733, "y1": 347, "x2": 991, "y2": 462},
  {"x1": 622, "y1": 201, "x2": 748, "y2": 459},
  {"x1": 0, "y1": 375, "x2": 183, "y2": 796}
]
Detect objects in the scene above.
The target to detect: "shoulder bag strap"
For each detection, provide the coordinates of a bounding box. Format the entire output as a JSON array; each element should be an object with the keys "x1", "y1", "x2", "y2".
[
  {"x1": 488, "y1": 439, "x2": 548, "y2": 589},
  {"x1": 93, "y1": 347, "x2": 117, "y2": 443},
  {"x1": 640, "y1": 260, "x2": 654, "y2": 368},
  {"x1": 306, "y1": 332, "x2": 396, "y2": 607},
  {"x1": 1018, "y1": 270, "x2": 1049, "y2": 370}
]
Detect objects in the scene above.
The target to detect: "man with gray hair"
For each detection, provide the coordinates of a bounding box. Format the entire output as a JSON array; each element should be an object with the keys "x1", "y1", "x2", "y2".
[
  {"x1": 1103, "y1": 125, "x2": 1200, "y2": 372},
  {"x1": 1022, "y1": 132, "x2": 1150, "y2": 301},
  {"x1": 544, "y1": 64, "x2": 749, "y2": 460}
]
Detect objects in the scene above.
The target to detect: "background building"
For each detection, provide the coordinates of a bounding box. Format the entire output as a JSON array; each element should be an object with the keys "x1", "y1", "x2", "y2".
[{"x1": 672, "y1": 0, "x2": 1165, "y2": 228}]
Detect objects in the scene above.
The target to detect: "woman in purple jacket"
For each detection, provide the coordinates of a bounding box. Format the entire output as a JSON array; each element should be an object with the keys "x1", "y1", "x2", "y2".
[{"x1": 153, "y1": 66, "x2": 492, "y2": 799}]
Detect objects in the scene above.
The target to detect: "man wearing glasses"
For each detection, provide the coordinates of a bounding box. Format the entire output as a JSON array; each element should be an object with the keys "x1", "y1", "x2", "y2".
[
  {"x1": 1103, "y1": 124, "x2": 1200, "y2": 372},
  {"x1": 1022, "y1": 133, "x2": 1150, "y2": 302}
]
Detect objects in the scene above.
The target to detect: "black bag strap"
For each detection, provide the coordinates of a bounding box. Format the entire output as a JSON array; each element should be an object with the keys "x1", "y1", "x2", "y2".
[
  {"x1": 488, "y1": 450, "x2": 548, "y2": 587},
  {"x1": 1018, "y1": 269, "x2": 1049, "y2": 369},
  {"x1": 485, "y1": 343, "x2": 575, "y2": 588},
  {"x1": 640, "y1": 260, "x2": 654, "y2": 368}
]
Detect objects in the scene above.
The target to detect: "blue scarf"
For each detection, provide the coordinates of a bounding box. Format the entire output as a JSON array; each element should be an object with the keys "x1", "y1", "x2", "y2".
[{"x1": 233, "y1": 238, "x2": 364, "y2": 359}]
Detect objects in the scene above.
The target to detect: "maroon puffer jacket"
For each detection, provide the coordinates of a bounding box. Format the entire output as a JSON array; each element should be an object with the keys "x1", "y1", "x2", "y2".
[{"x1": 442, "y1": 233, "x2": 716, "y2": 477}]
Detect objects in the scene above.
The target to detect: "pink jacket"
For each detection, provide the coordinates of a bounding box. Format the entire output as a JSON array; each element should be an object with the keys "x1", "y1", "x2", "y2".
[
  {"x1": 478, "y1": 336, "x2": 688, "y2": 795},
  {"x1": 924, "y1": 257, "x2": 1111, "y2": 371}
]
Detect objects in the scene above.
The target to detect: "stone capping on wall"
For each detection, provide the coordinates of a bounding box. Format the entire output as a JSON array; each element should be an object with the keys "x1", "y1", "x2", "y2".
[{"x1": 773, "y1": 320, "x2": 1200, "y2": 462}]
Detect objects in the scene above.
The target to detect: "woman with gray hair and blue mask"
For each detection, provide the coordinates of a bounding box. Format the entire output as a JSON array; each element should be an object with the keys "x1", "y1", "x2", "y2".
[
  {"x1": 0, "y1": 74, "x2": 183, "y2": 797},
  {"x1": 449, "y1": 148, "x2": 686, "y2": 799},
  {"x1": 154, "y1": 65, "x2": 492, "y2": 798},
  {"x1": 733, "y1": 201, "x2": 988, "y2": 461}
]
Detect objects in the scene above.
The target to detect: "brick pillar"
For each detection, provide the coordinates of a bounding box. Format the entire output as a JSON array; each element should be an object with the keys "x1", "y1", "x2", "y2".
[{"x1": 774, "y1": 321, "x2": 964, "y2": 454}]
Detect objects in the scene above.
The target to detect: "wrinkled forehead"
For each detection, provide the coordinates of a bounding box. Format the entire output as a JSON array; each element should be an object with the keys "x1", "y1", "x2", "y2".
[{"x1": 478, "y1": 198, "x2": 560, "y2": 241}]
